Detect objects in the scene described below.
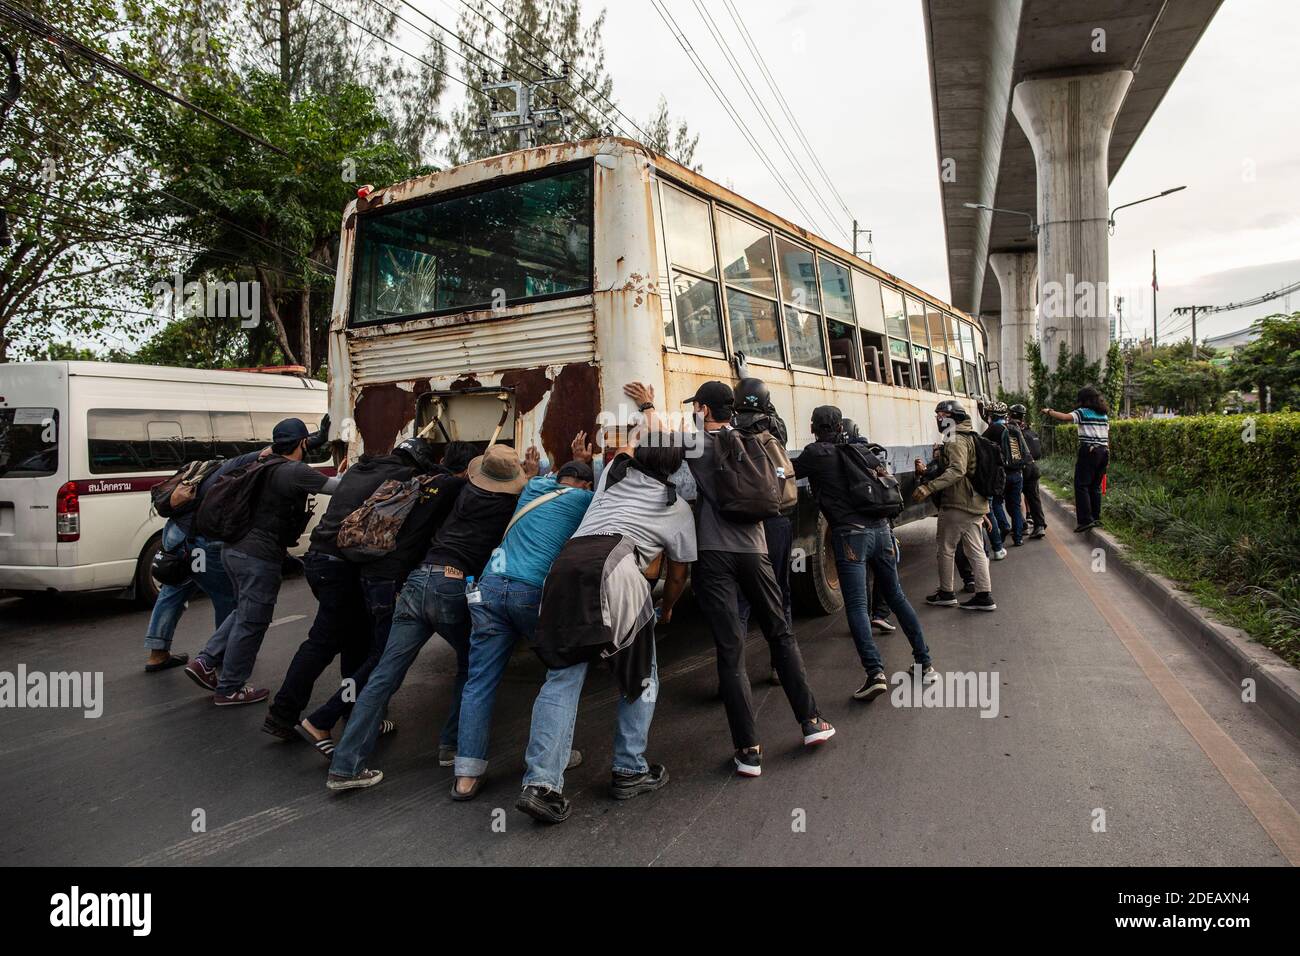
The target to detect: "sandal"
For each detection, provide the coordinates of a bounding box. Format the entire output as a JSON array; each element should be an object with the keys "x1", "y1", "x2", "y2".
[
  {"x1": 450, "y1": 776, "x2": 483, "y2": 802},
  {"x1": 144, "y1": 653, "x2": 189, "y2": 673},
  {"x1": 295, "y1": 722, "x2": 336, "y2": 762}
]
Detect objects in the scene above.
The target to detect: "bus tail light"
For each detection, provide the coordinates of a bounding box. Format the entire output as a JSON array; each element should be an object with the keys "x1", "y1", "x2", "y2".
[{"x1": 56, "y1": 481, "x2": 80, "y2": 542}]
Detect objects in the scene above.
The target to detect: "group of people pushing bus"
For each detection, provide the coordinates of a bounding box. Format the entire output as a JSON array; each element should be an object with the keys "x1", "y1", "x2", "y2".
[{"x1": 140, "y1": 375, "x2": 1108, "y2": 824}]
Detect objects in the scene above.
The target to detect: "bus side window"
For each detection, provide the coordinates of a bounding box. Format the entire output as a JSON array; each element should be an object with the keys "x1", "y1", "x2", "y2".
[{"x1": 861, "y1": 332, "x2": 887, "y2": 383}]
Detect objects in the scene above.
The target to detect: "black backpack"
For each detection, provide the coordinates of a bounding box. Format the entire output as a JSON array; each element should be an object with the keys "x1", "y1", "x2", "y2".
[
  {"x1": 839, "y1": 444, "x2": 904, "y2": 519},
  {"x1": 1020, "y1": 426, "x2": 1043, "y2": 461},
  {"x1": 193, "y1": 456, "x2": 286, "y2": 543},
  {"x1": 712, "y1": 428, "x2": 782, "y2": 523},
  {"x1": 967, "y1": 433, "x2": 1006, "y2": 499},
  {"x1": 999, "y1": 423, "x2": 1029, "y2": 471}
]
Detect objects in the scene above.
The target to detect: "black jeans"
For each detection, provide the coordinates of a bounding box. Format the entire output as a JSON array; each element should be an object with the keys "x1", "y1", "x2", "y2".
[
  {"x1": 306, "y1": 575, "x2": 401, "y2": 731},
  {"x1": 1074, "y1": 445, "x2": 1109, "y2": 527},
  {"x1": 737, "y1": 514, "x2": 794, "y2": 633},
  {"x1": 1022, "y1": 463, "x2": 1047, "y2": 530},
  {"x1": 268, "y1": 551, "x2": 371, "y2": 727},
  {"x1": 693, "y1": 549, "x2": 819, "y2": 750}
]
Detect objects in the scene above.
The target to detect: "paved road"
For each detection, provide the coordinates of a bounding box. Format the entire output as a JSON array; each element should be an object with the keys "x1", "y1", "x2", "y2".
[{"x1": 2, "y1": 514, "x2": 1297, "y2": 867}]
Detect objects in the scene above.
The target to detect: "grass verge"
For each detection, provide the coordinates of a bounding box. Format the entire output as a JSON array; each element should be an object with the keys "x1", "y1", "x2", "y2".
[{"x1": 1038, "y1": 455, "x2": 1300, "y2": 669}]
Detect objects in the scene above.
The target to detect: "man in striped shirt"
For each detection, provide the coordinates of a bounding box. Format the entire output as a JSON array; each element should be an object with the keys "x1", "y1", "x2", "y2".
[{"x1": 1042, "y1": 386, "x2": 1111, "y2": 532}]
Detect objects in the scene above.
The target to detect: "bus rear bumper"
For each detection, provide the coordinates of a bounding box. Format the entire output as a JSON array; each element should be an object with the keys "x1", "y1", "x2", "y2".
[{"x1": 0, "y1": 561, "x2": 135, "y2": 594}]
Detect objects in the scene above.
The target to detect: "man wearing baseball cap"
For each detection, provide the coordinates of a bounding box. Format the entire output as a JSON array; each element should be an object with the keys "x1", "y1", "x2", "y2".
[
  {"x1": 185, "y1": 416, "x2": 337, "y2": 706},
  {"x1": 328, "y1": 443, "x2": 534, "y2": 791},
  {"x1": 682, "y1": 380, "x2": 834, "y2": 778}
]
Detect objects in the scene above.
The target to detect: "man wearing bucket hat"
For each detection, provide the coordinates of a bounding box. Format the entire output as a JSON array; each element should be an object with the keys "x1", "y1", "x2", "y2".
[{"x1": 327, "y1": 444, "x2": 534, "y2": 791}]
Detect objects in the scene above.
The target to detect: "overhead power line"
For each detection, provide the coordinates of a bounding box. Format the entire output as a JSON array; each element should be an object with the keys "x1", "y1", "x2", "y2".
[
  {"x1": 720, "y1": 0, "x2": 856, "y2": 224},
  {"x1": 689, "y1": 0, "x2": 848, "y2": 242},
  {"x1": 0, "y1": 0, "x2": 290, "y2": 157},
  {"x1": 649, "y1": 0, "x2": 830, "y2": 238}
]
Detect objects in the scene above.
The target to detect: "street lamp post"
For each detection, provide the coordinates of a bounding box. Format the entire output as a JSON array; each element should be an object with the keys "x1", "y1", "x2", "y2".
[
  {"x1": 1108, "y1": 185, "x2": 1186, "y2": 233},
  {"x1": 962, "y1": 201, "x2": 1038, "y2": 236}
]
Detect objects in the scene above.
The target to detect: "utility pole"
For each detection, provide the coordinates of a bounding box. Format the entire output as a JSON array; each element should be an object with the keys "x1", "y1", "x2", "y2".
[
  {"x1": 477, "y1": 66, "x2": 571, "y2": 150},
  {"x1": 1190, "y1": 304, "x2": 1197, "y2": 359},
  {"x1": 852, "y1": 220, "x2": 873, "y2": 262},
  {"x1": 1151, "y1": 249, "x2": 1158, "y2": 347}
]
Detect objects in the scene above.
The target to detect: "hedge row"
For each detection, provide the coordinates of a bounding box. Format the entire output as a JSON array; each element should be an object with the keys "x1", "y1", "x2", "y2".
[{"x1": 1051, "y1": 413, "x2": 1300, "y2": 514}]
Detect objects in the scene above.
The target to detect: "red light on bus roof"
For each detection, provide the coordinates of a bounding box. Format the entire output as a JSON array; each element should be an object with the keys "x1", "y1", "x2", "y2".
[{"x1": 357, "y1": 185, "x2": 374, "y2": 199}]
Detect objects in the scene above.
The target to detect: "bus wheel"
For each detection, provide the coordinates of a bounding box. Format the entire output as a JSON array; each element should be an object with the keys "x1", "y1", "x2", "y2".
[
  {"x1": 791, "y1": 513, "x2": 843, "y2": 616},
  {"x1": 134, "y1": 532, "x2": 164, "y2": 609}
]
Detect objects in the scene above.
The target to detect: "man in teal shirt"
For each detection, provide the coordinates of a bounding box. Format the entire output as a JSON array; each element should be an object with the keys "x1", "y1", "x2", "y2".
[{"x1": 450, "y1": 434, "x2": 596, "y2": 800}]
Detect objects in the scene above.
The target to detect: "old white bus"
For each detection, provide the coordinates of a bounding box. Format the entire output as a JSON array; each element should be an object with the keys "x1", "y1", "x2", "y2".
[
  {"x1": 0, "y1": 362, "x2": 328, "y2": 605},
  {"x1": 326, "y1": 137, "x2": 992, "y2": 613}
]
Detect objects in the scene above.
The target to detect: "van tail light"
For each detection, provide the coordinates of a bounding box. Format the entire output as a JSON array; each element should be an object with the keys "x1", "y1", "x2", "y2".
[{"x1": 56, "y1": 481, "x2": 80, "y2": 542}]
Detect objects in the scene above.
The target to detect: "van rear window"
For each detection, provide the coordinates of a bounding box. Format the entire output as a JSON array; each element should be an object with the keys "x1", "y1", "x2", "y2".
[{"x1": 0, "y1": 408, "x2": 58, "y2": 478}]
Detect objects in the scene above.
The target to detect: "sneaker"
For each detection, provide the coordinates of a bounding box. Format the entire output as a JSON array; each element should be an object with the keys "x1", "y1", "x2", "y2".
[
  {"x1": 871, "y1": 617, "x2": 896, "y2": 633},
  {"x1": 566, "y1": 749, "x2": 583, "y2": 770},
  {"x1": 961, "y1": 581, "x2": 977, "y2": 593},
  {"x1": 610, "y1": 763, "x2": 669, "y2": 800},
  {"x1": 915, "y1": 663, "x2": 939, "y2": 685},
  {"x1": 734, "y1": 747, "x2": 762, "y2": 777},
  {"x1": 184, "y1": 658, "x2": 218, "y2": 692},
  {"x1": 1073, "y1": 522, "x2": 1095, "y2": 533},
  {"x1": 925, "y1": 590, "x2": 958, "y2": 606},
  {"x1": 261, "y1": 714, "x2": 296, "y2": 740},
  {"x1": 213, "y1": 685, "x2": 269, "y2": 706},
  {"x1": 1012, "y1": 539, "x2": 1024, "y2": 547},
  {"x1": 437, "y1": 744, "x2": 455, "y2": 767},
  {"x1": 959, "y1": 592, "x2": 997, "y2": 612},
  {"x1": 1030, "y1": 528, "x2": 1046, "y2": 539},
  {"x1": 992, "y1": 548, "x2": 1008, "y2": 560},
  {"x1": 516, "y1": 785, "x2": 571, "y2": 824},
  {"x1": 326, "y1": 768, "x2": 383, "y2": 791},
  {"x1": 854, "y1": 672, "x2": 889, "y2": 701},
  {"x1": 802, "y1": 716, "x2": 836, "y2": 746}
]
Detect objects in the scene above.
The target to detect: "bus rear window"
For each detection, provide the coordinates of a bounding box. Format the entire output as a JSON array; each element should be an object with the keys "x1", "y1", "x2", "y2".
[
  {"x1": 0, "y1": 408, "x2": 58, "y2": 478},
  {"x1": 350, "y1": 164, "x2": 593, "y2": 326}
]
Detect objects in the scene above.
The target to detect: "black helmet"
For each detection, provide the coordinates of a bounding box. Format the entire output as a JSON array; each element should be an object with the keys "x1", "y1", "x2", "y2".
[
  {"x1": 735, "y1": 377, "x2": 771, "y2": 411},
  {"x1": 1009, "y1": 403, "x2": 1027, "y2": 420},
  {"x1": 935, "y1": 399, "x2": 969, "y2": 421},
  {"x1": 841, "y1": 418, "x2": 862, "y2": 440},
  {"x1": 394, "y1": 436, "x2": 439, "y2": 472}
]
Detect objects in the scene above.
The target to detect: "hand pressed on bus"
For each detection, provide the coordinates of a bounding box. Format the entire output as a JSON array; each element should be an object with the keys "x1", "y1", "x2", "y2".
[
  {"x1": 521, "y1": 445, "x2": 541, "y2": 478},
  {"x1": 570, "y1": 431, "x2": 594, "y2": 464}
]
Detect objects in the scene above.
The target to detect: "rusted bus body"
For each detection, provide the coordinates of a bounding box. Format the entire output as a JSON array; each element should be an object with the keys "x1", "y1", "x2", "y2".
[{"x1": 326, "y1": 137, "x2": 991, "y2": 613}]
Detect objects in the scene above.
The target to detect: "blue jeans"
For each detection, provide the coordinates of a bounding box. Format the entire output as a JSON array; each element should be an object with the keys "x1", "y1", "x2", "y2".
[
  {"x1": 198, "y1": 548, "x2": 283, "y2": 695},
  {"x1": 991, "y1": 470, "x2": 1025, "y2": 544},
  {"x1": 522, "y1": 641, "x2": 657, "y2": 794},
  {"x1": 329, "y1": 566, "x2": 470, "y2": 778},
  {"x1": 455, "y1": 574, "x2": 541, "y2": 778},
  {"x1": 144, "y1": 527, "x2": 235, "y2": 651},
  {"x1": 831, "y1": 523, "x2": 930, "y2": 674}
]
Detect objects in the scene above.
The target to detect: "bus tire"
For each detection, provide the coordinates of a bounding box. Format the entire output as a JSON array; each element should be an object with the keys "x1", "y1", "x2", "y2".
[
  {"x1": 134, "y1": 532, "x2": 164, "y2": 608},
  {"x1": 791, "y1": 513, "x2": 843, "y2": 617}
]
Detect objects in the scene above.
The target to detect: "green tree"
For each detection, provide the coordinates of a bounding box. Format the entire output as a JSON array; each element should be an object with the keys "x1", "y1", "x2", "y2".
[
  {"x1": 643, "y1": 95, "x2": 700, "y2": 169},
  {"x1": 0, "y1": 0, "x2": 176, "y2": 361},
  {"x1": 127, "y1": 70, "x2": 416, "y2": 373},
  {"x1": 1227, "y1": 313, "x2": 1300, "y2": 412}
]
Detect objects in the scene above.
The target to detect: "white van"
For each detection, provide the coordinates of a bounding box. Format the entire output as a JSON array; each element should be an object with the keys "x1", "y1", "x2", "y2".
[{"x1": 0, "y1": 362, "x2": 329, "y2": 604}]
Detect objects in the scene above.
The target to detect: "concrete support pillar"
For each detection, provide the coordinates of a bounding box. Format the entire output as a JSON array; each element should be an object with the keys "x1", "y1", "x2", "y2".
[
  {"x1": 1012, "y1": 69, "x2": 1131, "y2": 371},
  {"x1": 987, "y1": 251, "x2": 1037, "y2": 394}
]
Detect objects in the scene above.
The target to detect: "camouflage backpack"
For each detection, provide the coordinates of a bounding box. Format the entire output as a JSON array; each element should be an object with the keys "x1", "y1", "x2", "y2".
[{"x1": 337, "y1": 475, "x2": 436, "y2": 561}]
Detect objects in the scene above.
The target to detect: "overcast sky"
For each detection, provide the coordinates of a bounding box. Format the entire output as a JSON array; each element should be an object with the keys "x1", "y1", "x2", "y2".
[{"x1": 593, "y1": 0, "x2": 1300, "y2": 344}]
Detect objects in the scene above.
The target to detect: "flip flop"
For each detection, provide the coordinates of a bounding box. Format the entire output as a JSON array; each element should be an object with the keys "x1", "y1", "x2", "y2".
[
  {"x1": 295, "y1": 722, "x2": 336, "y2": 762},
  {"x1": 144, "y1": 653, "x2": 189, "y2": 673}
]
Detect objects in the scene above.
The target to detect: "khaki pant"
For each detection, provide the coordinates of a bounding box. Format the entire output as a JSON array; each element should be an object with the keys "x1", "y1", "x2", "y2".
[{"x1": 936, "y1": 508, "x2": 991, "y2": 594}]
